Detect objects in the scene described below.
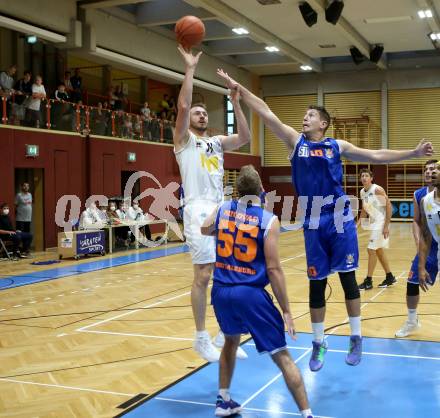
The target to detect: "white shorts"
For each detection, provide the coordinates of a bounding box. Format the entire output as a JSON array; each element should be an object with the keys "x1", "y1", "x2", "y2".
[
  {"x1": 183, "y1": 201, "x2": 218, "y2": 265},
  {"x1": 367, "y1": 226, "x2": 389, "y2": 250}
]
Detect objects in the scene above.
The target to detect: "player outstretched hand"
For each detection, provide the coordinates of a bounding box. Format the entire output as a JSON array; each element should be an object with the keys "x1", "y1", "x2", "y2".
[
  {"x1": 177, "y1": 44, "x2": 202, "y2": 68},
  {"x1": 283, "y1": 312, "x2": 297, "y2": 340},
  {"x1": 418, "y1": 268, "x2": 432, "y2": 292},
  {"x1": 217, "y1": 68, "x2": 239, "y2": 91},
  {"x1": 415, "y1": 139, "x2": 434, "y2": 157}
]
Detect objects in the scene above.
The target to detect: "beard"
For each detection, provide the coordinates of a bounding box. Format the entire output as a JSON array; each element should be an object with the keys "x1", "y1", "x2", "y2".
[{"x1": 190, "y1": 122, "x2": 207, "y2": 134}]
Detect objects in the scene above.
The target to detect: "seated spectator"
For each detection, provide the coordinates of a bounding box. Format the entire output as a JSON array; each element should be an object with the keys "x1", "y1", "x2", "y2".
[
  {"x1": 25, "y1": 75, "x2": 46, "y2": 128},
  {"x1": 79, "y1": 201, "x2": 105, "y2": 230},
  {"x1": 70, "y1": 68, "x2": 82, "y2": 102},
  {"x1": 127, "y1": 199, "x2": 152, "y2": 242},
  {"x1": 97, "y1": 203, "x2": 109, "y2": 222},
  {"x1": 115, "y1": 201, "x2": 131, "y2": 246},
  {"x1": 13, "y1": 70, "x2": 32, "y2": 124},
  {"x1": 0, "y1": 64, "x2": 17, "y2": 121},
  {"x1": 140, "y1": 101, "x2": 150, "y2": 119},
  {"x1": 107, "y1": 201, "x2": 120, "y2": 223},
  {"x1": 0, "y1": 203, "x2": 33, "y2": 258}
]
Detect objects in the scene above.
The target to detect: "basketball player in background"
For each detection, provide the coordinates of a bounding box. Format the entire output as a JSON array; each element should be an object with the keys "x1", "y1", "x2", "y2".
[
  {"x1": 357, "y1": 168, "x2": 396, "y2": 290},
  {"x1": 396, "y1": 160, "x2": 439, "y2": 337},
  {"x1": 174, "y1": 45, "x2": 250, "y2": 362}
]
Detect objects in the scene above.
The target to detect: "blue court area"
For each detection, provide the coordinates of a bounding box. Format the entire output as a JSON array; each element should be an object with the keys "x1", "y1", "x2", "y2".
[
  {"x1": 0, "y1": 244, "x2": 188, "y2": 290},
  {"x1": 119, "y1": 333, "x2": 440, "y2": 418}
]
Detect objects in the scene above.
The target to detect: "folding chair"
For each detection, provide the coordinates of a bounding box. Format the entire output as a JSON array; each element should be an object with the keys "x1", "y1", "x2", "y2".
[{"x1": 0, "y1": 237, "x2": 13, "y2": 261}]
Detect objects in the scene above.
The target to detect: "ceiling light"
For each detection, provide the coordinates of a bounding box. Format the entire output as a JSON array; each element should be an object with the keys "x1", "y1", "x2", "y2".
[
  {"x1": 265, "y1": 46, "x2": 279, "y2": 52},
  {"x1": 232, "y1": 27, "x2": 249, "y2": 35},
  {"x1": 300, "y1": 65, "x2": 312, "y2": 71},
  {"x1": 418, "y1": 9, "x2": 433, "y2": 18},
  {"x1": 429, "y1": 32, "x2": 440, "y2": 40},
  {"x1": 26, "y1": 35, "x2": 37, "y2": 44}
]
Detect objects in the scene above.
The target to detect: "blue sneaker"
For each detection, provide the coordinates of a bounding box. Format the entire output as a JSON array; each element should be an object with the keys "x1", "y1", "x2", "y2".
[
  {"x1": 346, "y1": 335, "x2": 362, "y2": 366},
  {"x1": 309, "y1": 340, "x2": 328, "y2": 372},
  {"x1": 215, "y1": 395, "x2": 242, "y2": 417}
]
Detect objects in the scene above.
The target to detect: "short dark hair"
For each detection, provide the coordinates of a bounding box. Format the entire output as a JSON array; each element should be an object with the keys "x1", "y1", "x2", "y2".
[
  {"x1": 190, "y1": 102, "x2": 207, "y2": 111},
  {"x1": 24, "y1": 70, "x2": 31, "y2": 76},
  {"x1": 0, "y1": 203, "x2": 9, "y2": 209},
  {"x1": 425, "y1": 159, "x2": 438, "y2": 167},
  {"x1": 308, "y1": 105, "x2": 331, "y2": 132},
  {"x1": 236, "y1": 165, "x2": 262, "y2": 198},
  {"x1": 359, "y1": 168, "x2": 373, "y2": 177}
]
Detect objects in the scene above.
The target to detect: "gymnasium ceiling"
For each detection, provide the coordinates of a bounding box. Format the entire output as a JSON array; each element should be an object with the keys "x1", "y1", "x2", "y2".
[{"x1": 79, "y1": 0, "x2": 440, "y2": 75}]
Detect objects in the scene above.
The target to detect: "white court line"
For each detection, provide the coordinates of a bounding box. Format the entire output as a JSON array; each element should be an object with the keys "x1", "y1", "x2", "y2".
[
  {"x1": 155, "y1": 396, "x2": 335, "y2": 418},
  {"x1": 76, "y1": 290, "x2": 191, "y2": 332},
  {"x1": 241, "y1": 348, "x2": 311, "y2": 407},
  {"x1": 84, "y1": 330, "x2": 192, "y2": 341},
  {"x1": 245, "y1": 344, "x2": 440, "y2": 361},
  {"x1": 280, "y1": 253, "x2": 305, "y2": 263},
  {"x1": 0, "y1": 378, "x2": 135, "y2": 397}
]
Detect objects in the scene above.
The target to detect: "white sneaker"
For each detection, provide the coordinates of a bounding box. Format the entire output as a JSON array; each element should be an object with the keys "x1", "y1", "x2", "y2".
[
  {"x1": 193, "y1": 335, "x2": 221, "y2": 362},
  {"x1": 395, "y1": 320, "x2": 421, "y2": 338},
  {"x1": 213, "y1": 331, "x2": 248, "y2": 360}
]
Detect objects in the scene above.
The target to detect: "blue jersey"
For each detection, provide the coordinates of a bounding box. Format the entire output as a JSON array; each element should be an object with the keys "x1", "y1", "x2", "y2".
[
  {"x1": 414, "y1": 186, "x2": 438, "y2": 258},
  {"x1": 213, "y1": 200, "x2": 276, "y2": 287},
  {"x1": 291, "y1": 135, "x2": 349, "y2": 225}
]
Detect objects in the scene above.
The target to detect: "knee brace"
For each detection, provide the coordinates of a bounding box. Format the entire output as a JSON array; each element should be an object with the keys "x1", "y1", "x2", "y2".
[
  {"x1": 339, "y1": 271, "x2": 360, "y2": 300},
  {"x1": 309, "y1": 278, "x2": 327, "y2": 309},
  {"x1": 407, "y1": 281, "x2": 420, "y2": 297}
]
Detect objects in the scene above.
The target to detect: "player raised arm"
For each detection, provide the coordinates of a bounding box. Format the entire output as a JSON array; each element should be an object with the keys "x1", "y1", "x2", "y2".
[
  {"x1": 218, "y1": 87, "x2": 251, "y2": 152},
  {"x1": 174, "y1": 45, "x2": 202, "y2": 151},
  {"x1": 417, "y1": 198, "x2": 433, "y2": 292},
  {"x1": 264, "y1": 217, "x2": 296, "y2": 340},
  {"x1": 217, "y1": 69, "x2": 299, "y2": 152},
  {"x1": 338, "y1": 139, "x2": 434, "y2": 163}
]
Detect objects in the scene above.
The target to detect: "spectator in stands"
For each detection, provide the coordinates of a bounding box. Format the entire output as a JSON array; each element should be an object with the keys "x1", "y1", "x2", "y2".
[
  {"x1": 150, "y1": 112, "x2": 161, "y2": 142},
  {"x1": 140, "y1": 101, "x2": 151, "y2": 119},
  {"x1": 115, "y1": 200, "x2": 131, "y2": 247},
  {"x1": 107, "y1": 201, "x2": 120, "y2": 223},
  {"x1": 0, "y1": 64, "x2": 17, "y2": 121},
  {"x1": 160, "y1": 94, "x2": 170, "y2": 114},
  {"x1": 122, "y1": 114, "x2": 133, "y2": 138},
  {"x1": 70, "y1": 68, "x2": 82, "y2": 102},
  {"x1": 79, "y1": 201, "x2": 104, "y2": 230},
  {"x1": 74, "y1": 99, "x2": 86, "y2": 132},
  {"x1": 15, "y1": 182, "x2": 32, "y2": 234},
  {"x1": 0, "y1": 203, "x2": 33, "y2": 258},
  {"x1": 141, "y1": 113, "x2": 152, "y2": 141},
  {"x1": 64, "y1": 71, "x2": 73, "y2": 94},
  {"x1": 113, "y1": 85, "x2": 124, "y2": 111},
  {"x1": 114, "y1": 109, "x2": 125, "y2": 137},
  {"x1": 97, "y1": 203, "x2": 109, "y2": 223},
  {"x1": 25, "y1": 75, "x2": 46, "y2": 128},
  {"x1": 167, "y1": 97, "x2": 176, "y2": 118},
  {"x1": 91, "y1": 102, "x2": 107, "y2": 136},
  {"x1": 52, "y1": 83, "x2": 70, "y2": 129},
  {"x1": 13, "y1": 70, "x2": 32, "y2": 124},
  {"x1": 133, "y1": 114, "x2": 142, "y2": 139}
]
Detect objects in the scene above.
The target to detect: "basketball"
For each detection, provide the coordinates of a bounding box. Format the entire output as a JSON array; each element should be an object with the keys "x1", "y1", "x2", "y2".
[{"x1": 175, "y1": 15, "x2": 205, "y2": 49}]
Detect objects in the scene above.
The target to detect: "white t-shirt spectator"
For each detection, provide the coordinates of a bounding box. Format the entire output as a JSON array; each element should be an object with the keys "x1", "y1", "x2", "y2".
[
  {"x1": 28, "y1": 84, "x2": 46, "y2": 111},
  {"x1": 79, "y1": 208, "x2": 104, "y2": 229},
  {"x1": 15, "y1": 192, "x2": 32, "y2": 222},
  {"x1": 127, "y1": 205, "x2": 144, "y2": 221},
  {"x1": 140, "y1": 106, "x2": 150, "y2": 118}
]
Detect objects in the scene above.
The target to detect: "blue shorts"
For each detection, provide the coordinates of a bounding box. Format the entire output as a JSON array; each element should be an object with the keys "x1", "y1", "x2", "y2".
[
  {"x1": 303, "y1": 214, "x2": 358, "y2": 280},
  {"x1": 408, "y1": 254, "x2": 438, "y2": 285},
  {"x1": 211, "y1": 284, "x2": 286, "y2": 354}
]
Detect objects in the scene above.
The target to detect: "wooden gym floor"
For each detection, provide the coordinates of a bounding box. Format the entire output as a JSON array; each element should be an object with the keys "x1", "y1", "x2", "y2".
[{"x1": 0, "y1": 223, "x2": 439, "y2": 418}]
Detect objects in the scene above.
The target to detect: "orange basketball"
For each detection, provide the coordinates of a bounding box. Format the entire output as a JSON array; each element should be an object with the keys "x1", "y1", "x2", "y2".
[{"x1": 175, "y1": 15, "x2": 205, "y2": 49}]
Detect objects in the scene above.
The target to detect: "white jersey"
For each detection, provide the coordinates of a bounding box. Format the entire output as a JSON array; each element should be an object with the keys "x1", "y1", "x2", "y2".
[
  {"x1": 360, "y1": 184, "x2": 386, "y2": 224},
  {"x1": 423, "y1": 191, "x2": 440, "y2": 261},
  {"x1": 175, "y1": 132, "x2": 224, "y2": 205}
]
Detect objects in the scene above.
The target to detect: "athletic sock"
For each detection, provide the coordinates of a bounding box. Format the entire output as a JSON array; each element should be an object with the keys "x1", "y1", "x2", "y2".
[
  {"x1": 301, "y1": 408, "x2": 313, "y2": 418},
  {"x1": 195, "y1": 330, "x2": 209, "y2": 339},
  {"x1": 349, "y1": 316, "x2": 361, "y2": 337},
  {"x1": 408, "y1": 309, "x2": 417, "y2": 323},
  {"x1": 219, "y1": 388, "x2": 230, "y2": 401},
  {"x1": 311, "y1": 322, "x2": 324, "y2": 343}
]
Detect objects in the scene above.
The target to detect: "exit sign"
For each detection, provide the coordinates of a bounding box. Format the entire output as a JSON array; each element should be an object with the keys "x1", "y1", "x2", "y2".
[
  {"x1": 127, "y1": 152, "x2": 136, "y2": 162},
  {"x1": 26, "y1": 144, "x2": 39, "y2": 157}
]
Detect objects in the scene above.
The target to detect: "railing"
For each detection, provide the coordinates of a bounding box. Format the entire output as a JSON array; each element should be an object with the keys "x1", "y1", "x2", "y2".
[{"x1": 0, "y1": 94, "x2": 176, "y2": 143}]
